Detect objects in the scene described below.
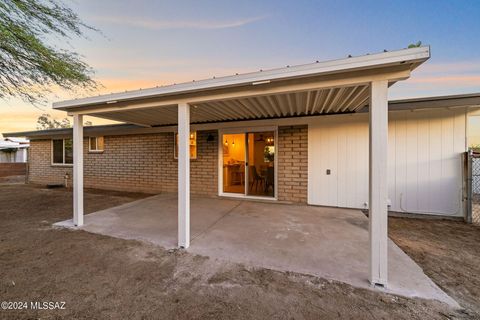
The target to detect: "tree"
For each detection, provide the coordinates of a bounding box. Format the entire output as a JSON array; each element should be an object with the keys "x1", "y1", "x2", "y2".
[
  {"x1": 36, "y1": 113, "x2": 93, "y2": 130},
  {"x1": 36, "y1": 113, "x2": 71, "y2": 130},
  {"x1": 408, "y1": 41, "x2": 422, "y2": 48},
  {"x1": 0, "y1": 0, "x2": 98, "y2": 104}
]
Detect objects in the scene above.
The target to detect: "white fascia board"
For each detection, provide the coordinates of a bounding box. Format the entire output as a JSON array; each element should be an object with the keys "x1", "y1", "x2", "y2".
[{"x1": 53, "y1": 47, "x2": 430, "y2": 110}]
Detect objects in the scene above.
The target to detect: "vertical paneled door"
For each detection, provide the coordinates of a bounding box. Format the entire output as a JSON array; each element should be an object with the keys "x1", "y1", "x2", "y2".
[{"x1": 308, "y1": 109, "x2": 466, "y2": 217}]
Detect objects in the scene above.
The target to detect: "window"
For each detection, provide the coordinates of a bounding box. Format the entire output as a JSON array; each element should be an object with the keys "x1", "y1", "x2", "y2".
[
  {"x1": 52, "y1": 139, "x2": 73, "y2": 165},
  {"x1": 174, "y1": 131, "x2": 197, "y2": 159},
  {"x1": 89, "y1": 136, "x2": 104, "y2": 152}
]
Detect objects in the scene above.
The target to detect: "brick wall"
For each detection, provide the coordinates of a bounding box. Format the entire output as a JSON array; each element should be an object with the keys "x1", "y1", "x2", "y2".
[
  {"x1": 29, "y1": 140, "x2": 70, "y2": 185},
  {"x1": 28, "y1": 126, "x2": 308, "y2": 202},
  {"x1": 277, "y1": 125, "x2": 308, "y2": 203},
  {"x1": 28, "y1": 130, "x2": 218, "y2": 195},
  {"x1": 191, "y1": 131, "x2": 218, "y2": 196}
]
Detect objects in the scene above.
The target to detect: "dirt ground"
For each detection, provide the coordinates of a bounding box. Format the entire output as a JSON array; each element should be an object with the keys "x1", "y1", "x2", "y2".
[
  {"x1": 389, "y1": 216, "x2": 480, "y2": 316},
  {"x1": 0, "y1": 175, "x2": 26, "y2": 184},
  {"x1": 0, "y1": 183, "x2": 478, "y2": 319}
]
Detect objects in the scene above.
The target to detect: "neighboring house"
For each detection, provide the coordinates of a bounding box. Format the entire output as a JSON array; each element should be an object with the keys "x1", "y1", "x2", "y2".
[
  {"x1": 0, "y1": 137, "x2": 29, "y2": 163},
  {"x1": 6, "y1": 46, "x2": 477, "y2": 287}
]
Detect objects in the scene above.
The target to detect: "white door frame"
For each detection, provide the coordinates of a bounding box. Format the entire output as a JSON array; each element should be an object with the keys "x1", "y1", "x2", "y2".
[{"x1": 218, "y1": 126, "x2": 278, "y2": 200}]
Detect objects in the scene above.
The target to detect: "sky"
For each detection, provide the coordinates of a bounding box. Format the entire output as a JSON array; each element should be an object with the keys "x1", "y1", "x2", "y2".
[{"x1": 1, "y1": 0, "x2": 480, "y2": 134}]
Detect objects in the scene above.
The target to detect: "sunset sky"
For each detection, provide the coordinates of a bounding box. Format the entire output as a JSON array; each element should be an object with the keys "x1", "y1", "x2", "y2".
[{"x1": 1, "y1": 0, "x2": 480, "y2": 135}]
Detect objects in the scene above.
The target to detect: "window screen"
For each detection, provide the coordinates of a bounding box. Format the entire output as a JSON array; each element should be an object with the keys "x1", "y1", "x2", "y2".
[
  {"x1": 52, "y1": 139, "x2": 64, "y2": 164},
  {"x1": 52, "y1": 139, "x2": 73, "y2": 164},
  {"x1": 97, "y1": 137, "x2": 104, "y2": 150},
  {"x1": 64, "y1": 139, "x2": 73, "y2": 164},
  {"x1": 89, "y1": 136, "x2": 104, "y2": 152},
  {"x1": 89, "y1": 137, "x2": 97, "y2": 150}
]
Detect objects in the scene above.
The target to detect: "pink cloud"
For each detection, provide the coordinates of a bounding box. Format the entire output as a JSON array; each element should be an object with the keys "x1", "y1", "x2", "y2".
[
  {"x1": 409, "y1": 75, "x2": 480, "y2": 85},
  {"x1": 420, "y1": 61, "x2": 480, "y2": 73},
  {"x1": 93, "y1": 15, "x2": 268, "y2": 30}
]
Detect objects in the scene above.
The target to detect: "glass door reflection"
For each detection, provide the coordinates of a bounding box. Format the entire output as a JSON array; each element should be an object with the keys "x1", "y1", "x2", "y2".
[
  {"x1": 222, "y1": 133, "x2": 246, "y2": 194},
  {"x1": 246, "y1": 131, "x2": 275, "y2": 197}
]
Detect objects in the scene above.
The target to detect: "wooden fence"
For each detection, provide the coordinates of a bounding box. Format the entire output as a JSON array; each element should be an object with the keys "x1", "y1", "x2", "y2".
[{"x1": 0, "y1": 163, "x2": 27, "y2": 177}]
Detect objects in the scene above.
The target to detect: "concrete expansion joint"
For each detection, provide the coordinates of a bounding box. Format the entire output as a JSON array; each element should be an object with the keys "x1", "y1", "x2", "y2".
[{"x1": 189, "y1": 201, "x2": 243, "y2": 244}]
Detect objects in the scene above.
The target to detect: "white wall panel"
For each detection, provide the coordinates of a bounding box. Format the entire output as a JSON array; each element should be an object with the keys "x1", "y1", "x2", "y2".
[
  {"x1": 416, "y1": 111, "x2": 430, "y2": 212},
  {"x1": 308, "y1": 108, "x2": 466, "y2": 216},
  {"x1": 0, "y1": 149, "x2": 27, "y2": 163}
]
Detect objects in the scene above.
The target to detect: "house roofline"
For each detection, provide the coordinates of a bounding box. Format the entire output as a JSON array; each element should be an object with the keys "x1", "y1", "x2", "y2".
[
  {"x1": 391, "y1": 92, "x2": 480, "y2": 104},
  {"x1": 2, "y1": 123, "x2": 140, "y2": 138},
  {"x1": 387, "y1": 92, "x2": 480, "y2": 111},
  {"x1": 6, "y1": 91, "x2": 480, "y2": 139}
]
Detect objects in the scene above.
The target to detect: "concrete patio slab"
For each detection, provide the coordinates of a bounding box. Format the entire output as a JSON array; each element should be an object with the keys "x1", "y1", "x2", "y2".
[
  {"x1": 55, "y1": 194, "x2": 240, "y2": 248},
  {"x1": 54, "y1": 194, "x2": 459, "y2": 308}
]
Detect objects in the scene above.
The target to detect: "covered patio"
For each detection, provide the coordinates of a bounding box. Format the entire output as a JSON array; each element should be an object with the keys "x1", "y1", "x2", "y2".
[
  {"x1": 54, "y1": 194, "x2": 457, "y2": 306},
  {"x1": 54, "y1": 47, "x2": 431, "y2": 289}
]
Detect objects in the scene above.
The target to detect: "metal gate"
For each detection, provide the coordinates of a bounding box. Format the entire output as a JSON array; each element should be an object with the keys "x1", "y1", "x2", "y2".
[{"x1": 465, "y1": 150, "x2": 480, "y2": 225}]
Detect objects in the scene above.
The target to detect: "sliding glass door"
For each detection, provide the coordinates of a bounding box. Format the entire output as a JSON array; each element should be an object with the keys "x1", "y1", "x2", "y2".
[
  {"x1": 246, "y1": 132, "x2": 275, "y2": 197},
  {"x1": 221, "y1": 129, "x2": 276, "y2": 198},
  {"x1": 222, "y1": 133, "x2": 246, "y2": 194}
]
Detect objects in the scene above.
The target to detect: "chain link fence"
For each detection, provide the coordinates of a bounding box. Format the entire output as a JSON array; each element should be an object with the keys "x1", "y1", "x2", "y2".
[{"x1": 466, "y1": 151, "x2": 480, "y2": 225}]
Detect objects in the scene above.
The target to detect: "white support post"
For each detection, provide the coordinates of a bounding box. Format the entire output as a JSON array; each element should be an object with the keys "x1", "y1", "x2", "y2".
[
  {"x1": 73, "y1": 114, "x2": 84, "y2": 226},
  {"x1": 369, "y1": 80, "x2": 389, "y2": 287},
  {"x1": 178, "y1": 103, "x2": 190, "y2": 248}
]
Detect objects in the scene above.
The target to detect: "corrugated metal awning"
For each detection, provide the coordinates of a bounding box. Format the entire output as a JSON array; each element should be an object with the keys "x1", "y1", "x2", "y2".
[
  {"x1": 50, "y1": 47, "x2": 430, "y2": 127},
  {"x1": 92, "y1": 85, "x2": 370, "y2": 126}
]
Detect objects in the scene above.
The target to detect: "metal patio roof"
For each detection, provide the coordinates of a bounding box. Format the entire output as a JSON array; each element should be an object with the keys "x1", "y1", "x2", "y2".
[
  {"x1": 40, "y1": 47, "x2": 431, "y2": 127},
  {"x1": 54, "y1": 47, "x2": 430, "y2": 111}
]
